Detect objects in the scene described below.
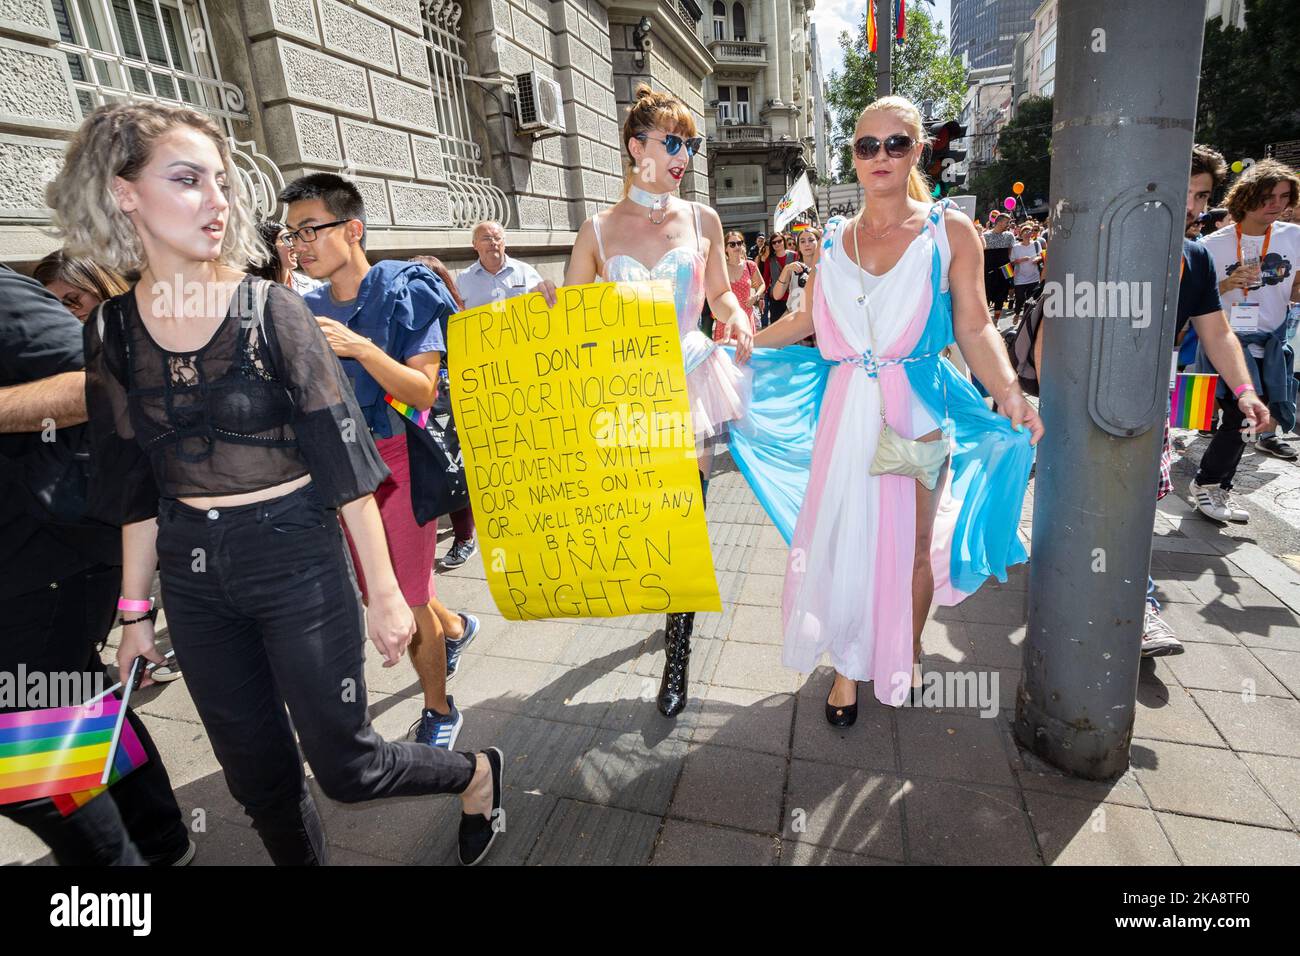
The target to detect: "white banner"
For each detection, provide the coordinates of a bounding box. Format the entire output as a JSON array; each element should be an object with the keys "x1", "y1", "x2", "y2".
[{"x1": 774, "y1": 173, "x2": 816, "y2": 233}]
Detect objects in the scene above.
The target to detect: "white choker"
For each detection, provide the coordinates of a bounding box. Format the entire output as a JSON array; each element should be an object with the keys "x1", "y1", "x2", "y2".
[{"x1": 628, "y1": 184, "x2": 672, "y2": 224}]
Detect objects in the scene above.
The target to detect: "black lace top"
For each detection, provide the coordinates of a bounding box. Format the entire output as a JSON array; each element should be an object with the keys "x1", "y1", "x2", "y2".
[{"x1": 84, "y1": 276, "x2": 387, "y2": 524}]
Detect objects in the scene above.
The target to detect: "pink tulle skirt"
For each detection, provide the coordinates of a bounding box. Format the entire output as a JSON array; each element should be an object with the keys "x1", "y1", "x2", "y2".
[{"x1": 687, "y1": 346, "x2": 750, "y2": 444}]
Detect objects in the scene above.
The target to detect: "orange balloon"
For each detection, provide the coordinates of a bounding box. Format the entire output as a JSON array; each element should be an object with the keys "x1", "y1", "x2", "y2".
[{"x1": 1012, "y1": 181, "x2": 1025, "y2": 195}]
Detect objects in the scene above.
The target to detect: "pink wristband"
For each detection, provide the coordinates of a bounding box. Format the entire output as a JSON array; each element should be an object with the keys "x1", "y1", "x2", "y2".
[
  {"x1": 117, "y1": 597, "x2": 153, "y2": 613},
  {"x1": 1233, "y1": 383, "x2": 1256, "y2": 398}
]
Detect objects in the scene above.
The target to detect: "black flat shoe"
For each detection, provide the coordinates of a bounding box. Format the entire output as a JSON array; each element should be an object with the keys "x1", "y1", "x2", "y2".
[
  {"x1": 825, "y1": 690, "x2": 858, "y2": 727},
  {"x1": 458, "y1": 747, "x2": 503, "y2": 866}
]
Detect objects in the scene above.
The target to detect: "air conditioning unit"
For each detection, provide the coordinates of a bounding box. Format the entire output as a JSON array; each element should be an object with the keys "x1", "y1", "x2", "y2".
[{"x1": 514, "y1": 72, "x2": 566, "y2": 135}]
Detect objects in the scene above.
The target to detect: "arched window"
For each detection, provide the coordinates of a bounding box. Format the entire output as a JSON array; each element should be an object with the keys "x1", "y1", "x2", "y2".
[
  {"x1": 713, "y1": 1, "x2": 726, "y2": 41},
  {"x1": 732, "y1": 2, "x2": 747, "y2": 41}
]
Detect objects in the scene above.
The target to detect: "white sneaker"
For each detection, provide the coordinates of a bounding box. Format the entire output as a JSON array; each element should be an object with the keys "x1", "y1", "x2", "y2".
[
  {"x1": 1189, "y1": 480, "x2": 1249, "y2": 524},
  {"x1": 1141, "y1": 605, "x2": 1184, "y2": 657}
]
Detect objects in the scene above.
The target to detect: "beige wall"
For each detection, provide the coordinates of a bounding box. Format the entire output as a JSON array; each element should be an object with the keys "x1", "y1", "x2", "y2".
[{"x1": 0, "y1": 0, "x2": 697, "y2": 270}]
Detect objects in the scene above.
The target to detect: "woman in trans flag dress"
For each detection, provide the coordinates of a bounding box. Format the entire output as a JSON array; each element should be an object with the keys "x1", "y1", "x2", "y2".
[{"x1": 735, "y1": 97, "x2": 1043, "y2": 716}]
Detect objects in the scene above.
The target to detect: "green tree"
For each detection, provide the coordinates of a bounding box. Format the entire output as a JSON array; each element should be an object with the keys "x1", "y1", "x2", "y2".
[
  {"x1": 826, "y1": 4, "x2": 966, "y2": 182},
  {"x1": 967, "y1": 96, "x2": 1053, "y2": 217},
  {"x1": 1195, "y1": 0, "x2": 1300, "y2": 177}
]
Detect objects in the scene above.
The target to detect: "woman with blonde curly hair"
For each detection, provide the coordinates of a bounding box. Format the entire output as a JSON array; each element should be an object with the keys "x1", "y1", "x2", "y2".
[
  {"x1": 565, "y1": 84, "x2": 753, "y2": 718},
  {"x1": 48, "y1": 102, "x2": 504, "y2": 866}
]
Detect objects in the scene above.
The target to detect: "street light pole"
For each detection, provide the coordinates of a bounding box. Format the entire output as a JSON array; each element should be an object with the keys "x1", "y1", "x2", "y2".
[
  {"x1": 1013, "y1": 0, "x2": 1206, "y2": 779},
  {"x1": 875, "y1": 0, "x2": 891, "y2": 98}
]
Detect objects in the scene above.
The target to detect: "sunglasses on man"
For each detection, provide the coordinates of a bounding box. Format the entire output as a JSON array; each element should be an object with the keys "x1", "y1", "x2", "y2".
[
  {"x1": 636, "y1": 133, "x2": 704, "y2": 158},
  {"x1": 853, "y1": 133, "x2": 916, "y2": 161}
]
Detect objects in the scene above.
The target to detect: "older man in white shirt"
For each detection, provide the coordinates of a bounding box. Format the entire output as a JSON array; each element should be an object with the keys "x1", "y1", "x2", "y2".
[{"x1": 457, "y1": 220, "x2": 553, "y2": 309}]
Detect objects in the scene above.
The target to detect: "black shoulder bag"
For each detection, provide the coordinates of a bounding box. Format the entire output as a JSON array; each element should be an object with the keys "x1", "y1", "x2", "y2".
[{"x1": 403, "y1": 368, "x2": 469, "y2": 526}]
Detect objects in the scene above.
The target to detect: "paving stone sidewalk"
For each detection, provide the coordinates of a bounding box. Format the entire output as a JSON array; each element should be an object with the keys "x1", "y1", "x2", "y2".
[{"x1": 4, "y1": 454, "x2": 1299, "y2": 866}]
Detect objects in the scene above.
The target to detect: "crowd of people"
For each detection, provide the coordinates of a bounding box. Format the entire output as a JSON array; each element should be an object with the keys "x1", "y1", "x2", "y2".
[{"x1": 0, "y1": 80, "x2": 1294, "y2": 869}]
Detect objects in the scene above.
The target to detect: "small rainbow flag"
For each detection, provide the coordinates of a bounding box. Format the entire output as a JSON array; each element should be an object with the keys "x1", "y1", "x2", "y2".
[
  {"x1": 385, "y1": 393, "x2": 429, "y2": 429},
  {"x1": 1000, "y1": 262, "x2": 1015, "y2": 280},
  {"x1": 790, "y1": 222, "x2": 809, "y2": 233},
  {"x1": 866, "y1": 1, "x2": 877, "y2": 51},
  {"x1": 0, "y1": 697, "x2": 147, "y2": 814},
  {"x1": 1169, "y1": 373, "x2": 1219, "y2": 430}
]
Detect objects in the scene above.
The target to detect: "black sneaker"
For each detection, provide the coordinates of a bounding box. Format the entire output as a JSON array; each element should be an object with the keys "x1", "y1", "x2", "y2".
[
  {"x1": 147, "y1": 838, "x2": 196, "y2": 866},
  {"x1": 440, "y1": 537, "x2": 478, "y2": 569},
  {"x1": 1257, "y1": 435, "x2": 1299, "y2": 461},
  {"x1": 458, "y1": 747, "x2": 504, "y2": 866}
]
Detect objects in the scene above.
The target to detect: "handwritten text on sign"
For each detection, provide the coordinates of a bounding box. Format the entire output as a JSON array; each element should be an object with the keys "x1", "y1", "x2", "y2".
[{"x1": 446, "y1": 281, "x2": 722, "y2": 620}]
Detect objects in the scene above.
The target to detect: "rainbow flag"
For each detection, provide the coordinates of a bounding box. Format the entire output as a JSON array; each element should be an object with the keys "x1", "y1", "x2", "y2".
[
  {"x1": 385, "y1": 393, "x2": 430, "y2": 429},
  {"x1": 1169, "y1": 373, "x2": 1219, "y2": 430},
  {"x1": 1000, "y1": 262, "x2": 1015, "y2": 280},
  {"x1": 790, "y1": 222, "x2": 809, "y2": 233},
  {"x1": 896, "y1": 0, "x2": 907, "y2": 44},
  {"x1": 866, "y1": 1, "x2": 877, "y2": 52},
  {"x1": 0, "y1": 697, "x2": 147, "y2": 814}
]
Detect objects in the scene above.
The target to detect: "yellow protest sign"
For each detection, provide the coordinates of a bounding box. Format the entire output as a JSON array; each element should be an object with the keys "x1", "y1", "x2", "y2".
[{"x1": 446, "y1": 280, "x2": 722, "y2": 621}]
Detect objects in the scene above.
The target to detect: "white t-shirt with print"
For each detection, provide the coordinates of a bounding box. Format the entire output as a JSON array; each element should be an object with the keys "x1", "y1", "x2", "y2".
[{"x1": 1201, "y1": 221, "x2": 1300, "y2": 357}]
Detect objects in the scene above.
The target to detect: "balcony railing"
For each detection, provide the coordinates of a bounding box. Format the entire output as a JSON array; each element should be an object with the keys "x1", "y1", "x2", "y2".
[
  {"x1": 711, "y1": 123, "x2": 772, "y2": 145},
  {"x1": 708, "y1": 39, "x2": 768, "y2": 66},
  {"x1": 675, "y1": 0, "x2": 703, "y2": 26}
]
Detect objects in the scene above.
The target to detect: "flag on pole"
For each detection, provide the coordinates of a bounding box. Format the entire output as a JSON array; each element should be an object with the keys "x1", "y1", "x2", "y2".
[
  {"x1": 896, "y1": 0, "x2": 907, "y2": 43},
  {"x1": 0, "y1": 697, "x2": 148, "y2": 814},
  {"x1": 866, "y1": 1, "x2": 877, "y2": 52},
  {"x1": 774, "y1": 173, "x2": 816, "y2": 233}
]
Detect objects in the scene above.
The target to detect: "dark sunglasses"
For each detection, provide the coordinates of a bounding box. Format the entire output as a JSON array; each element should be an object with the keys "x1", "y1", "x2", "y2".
[
  {"x1": 637, "y1": 133, "x2": 704, "y2": 158},
  {"x1": 853, "y1": 133, "x2": 915, "y2": 161},
  {"x1": 726, "y1": 240, "x2": 744, "y2": 247}
]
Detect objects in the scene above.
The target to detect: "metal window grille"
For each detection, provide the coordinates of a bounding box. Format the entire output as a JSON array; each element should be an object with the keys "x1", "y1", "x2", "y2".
[
  {"x1": 420, "y1": 0, "x2": 509, "y2": 228},
  {"x1": 49, "y1": 0, "x2": 283, "y2": 218}
]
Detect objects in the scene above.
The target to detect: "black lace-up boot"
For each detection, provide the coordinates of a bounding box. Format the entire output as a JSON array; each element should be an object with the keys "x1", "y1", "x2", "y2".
[
  {"x1": 657, "y1": 469, "x2": 708, "y2": 718},
  {"x1": 658, "y1": 611, "x2": 694, "y2": 718}
]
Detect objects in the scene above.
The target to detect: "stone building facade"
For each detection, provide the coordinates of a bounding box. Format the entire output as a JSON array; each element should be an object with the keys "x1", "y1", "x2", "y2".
[
  {"x1": 699, "y1": 0, "x2": 821, "y2": 242},
  {"x1": 0, "y1": 0, "x2": 716, "y2": 276}
]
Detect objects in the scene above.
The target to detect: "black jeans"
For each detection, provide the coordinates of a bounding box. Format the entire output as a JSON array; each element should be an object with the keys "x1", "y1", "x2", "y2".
[
  {"x1": 764, "y1": 296, "x2": 789, "y2": 329},
  {"x1": 0, "y1": 564, "x2": 189, "y2": 865},
  {"x1": 1195, "y1": 391, "x2": 1258, "y2": 490},
  {"x1": 155, "y1": 484, "x2": 476, "y2": 865},
  {"x1": 1012, "y1": 282, "x2": 1037, "y2": 316}
]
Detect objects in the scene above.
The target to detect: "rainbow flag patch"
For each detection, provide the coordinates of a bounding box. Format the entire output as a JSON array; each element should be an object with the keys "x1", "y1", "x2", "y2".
[{"x1": 1169, "y1": 373, "x2": 1219, "y2": 431}]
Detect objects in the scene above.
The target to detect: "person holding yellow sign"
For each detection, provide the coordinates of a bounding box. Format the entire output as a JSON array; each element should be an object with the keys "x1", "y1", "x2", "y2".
[{"x1": 562, "y1": 85, "x2": 755, "y2": 718}]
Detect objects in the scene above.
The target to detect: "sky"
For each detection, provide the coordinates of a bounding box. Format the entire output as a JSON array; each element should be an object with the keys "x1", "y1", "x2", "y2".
[{"x1": 812, "y1": 0, "x2": 952, "y2": 84}]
